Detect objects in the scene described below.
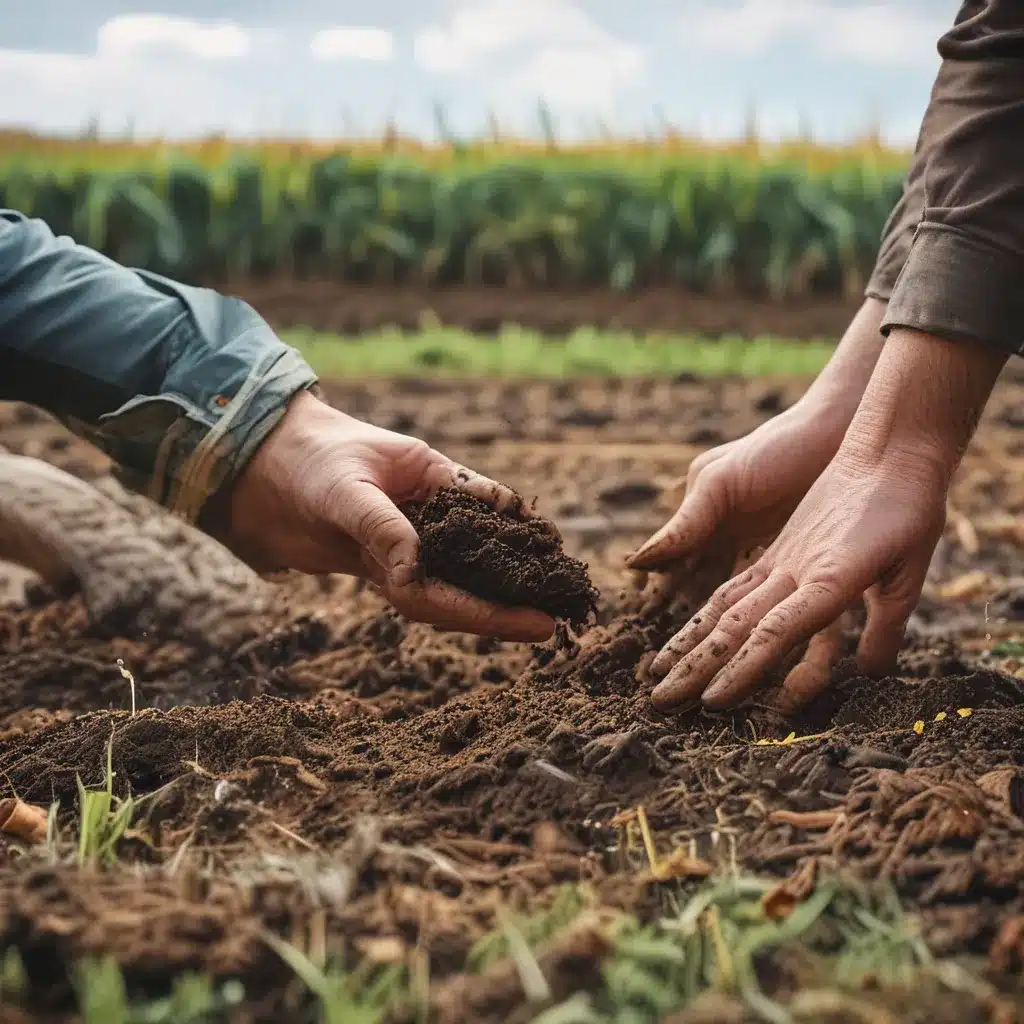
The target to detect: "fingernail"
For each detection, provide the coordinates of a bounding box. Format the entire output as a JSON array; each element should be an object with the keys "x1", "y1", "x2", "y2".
[
  {"x1": 629, "y1": 543, "x2": 657, "y2": 565},
  {"x1": 650, "y1": 683, "x2": 698, "y2": 714}
]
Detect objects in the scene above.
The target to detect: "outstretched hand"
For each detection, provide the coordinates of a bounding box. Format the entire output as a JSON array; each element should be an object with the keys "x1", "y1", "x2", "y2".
[
  {"x1": 642, "y1": 446, "x2": 946, "y2": 712},
  {"x1": 628, "y1": 298, "x2": 890, "y2": 707},
  {"x1": 225, "y1": 389, "x2": 556, "y2": 642},
  {"x1": 632, "y1": 327, "x2": 1006, "y2": 714}
]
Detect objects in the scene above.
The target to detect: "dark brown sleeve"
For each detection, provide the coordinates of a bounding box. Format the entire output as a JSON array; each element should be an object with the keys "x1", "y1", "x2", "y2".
[{"x1": 880, "y1": 0, "x2": 1024, "y2": 356}]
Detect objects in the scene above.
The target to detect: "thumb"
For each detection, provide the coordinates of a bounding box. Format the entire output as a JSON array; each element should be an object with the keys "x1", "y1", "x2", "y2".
[
  {"x1": 627, "y1": 474, "x2": 723, "y2": 570},
  {"x1": 330, "y1": 479, "x2": 421, "y2": 586}
]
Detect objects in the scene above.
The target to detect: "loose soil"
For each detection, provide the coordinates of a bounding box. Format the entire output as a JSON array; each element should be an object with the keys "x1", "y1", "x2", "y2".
[
  {"x1": 1, "y1": 365, "x2": 1023, "y2": 1022},
  {"x1": 219, "y1": 279, "x2": 862, "y2": 340},
  {"x1": 403, "y1": 488, "x2": 598, "y2": 629}
]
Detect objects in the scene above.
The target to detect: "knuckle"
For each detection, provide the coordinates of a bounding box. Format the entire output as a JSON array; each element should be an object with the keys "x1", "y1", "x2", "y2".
[{"x1": 712, "y1": 613, "x2": 748, "y2": 646}]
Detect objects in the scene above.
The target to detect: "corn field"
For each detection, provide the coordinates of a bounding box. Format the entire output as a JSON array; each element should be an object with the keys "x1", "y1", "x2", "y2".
[{"x1": 0, "y1": 135, "x2": 909, "y2": 299}]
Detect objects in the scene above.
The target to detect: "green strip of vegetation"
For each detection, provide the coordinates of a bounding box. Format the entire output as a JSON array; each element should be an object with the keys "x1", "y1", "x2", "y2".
[
  {"x1": 0, "y1": 151, "x2": 904, "y2": 299},
  {"x1": 284, "y1": 326, "x2": 836, "y2": 378},
  {"x1": 8, "y1": 874, "x2": 996, "y2": 1024}
]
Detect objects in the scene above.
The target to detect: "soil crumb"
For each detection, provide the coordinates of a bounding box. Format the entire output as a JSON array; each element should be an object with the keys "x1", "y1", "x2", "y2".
[{"x1": 404, "y1": 488, "x2": 599, "y2": 628}]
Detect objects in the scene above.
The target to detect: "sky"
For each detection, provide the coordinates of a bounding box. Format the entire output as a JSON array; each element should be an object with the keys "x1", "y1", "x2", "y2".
[{"x1": 1, "y1": 0, "x2": 959, "y2": 144}]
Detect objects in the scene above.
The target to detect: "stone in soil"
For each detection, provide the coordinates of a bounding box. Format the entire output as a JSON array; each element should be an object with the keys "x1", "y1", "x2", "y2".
[{"x1": 403, "y1": 488, "x2": 599, "y2": 629}]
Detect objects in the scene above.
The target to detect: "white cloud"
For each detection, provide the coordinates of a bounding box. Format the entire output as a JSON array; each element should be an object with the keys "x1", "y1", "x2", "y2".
[
  {"x1": 310, "y1": 26, "x2": 394, "y2": 62},
  {"x1": 0, "y1": 47, "x2": 241, "y2": 137},
  {"x1": 414, "y1": 0, "x2": 645, "y2": 112},
  {"x1": 510, "y1": 45, "x2": 645, "y2": 112},
  {"x1": 414, "y1": 0, "x2": 614, "y2": 74},
  {"x1": 687, "y1": 0, "x2": 946, "y2": 68},
  {"x1": 97, "y1": 14, "x2": 250, "y2": 60},
  {"x1": 0, "y1": 17, "x2": 255, "y2": 137}
]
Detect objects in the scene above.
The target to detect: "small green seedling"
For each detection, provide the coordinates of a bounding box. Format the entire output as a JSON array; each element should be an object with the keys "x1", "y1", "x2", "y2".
[{"x1": 76, "y1": 732, "x2": 134, "y2": 868}]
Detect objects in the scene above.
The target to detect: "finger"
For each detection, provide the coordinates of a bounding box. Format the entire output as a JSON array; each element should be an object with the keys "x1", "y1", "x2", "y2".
[
  {"x1": 638, "y1": 542, "x2": 732, "y2": 618},
  {"x1": 627, "y1": 471, "x2": 725, "y2": 571},
  {"x1": 330, "y1": 480, "x2": 421, "y2": 585},
  {"x1": 651, "y1": 573, "x2": 796, "y2": 711},
  {"x1": 385, "y1": 579, "x2": 555, "y2": 642},
  {"x1": 649, "y1": 563, "x2": 769, "y2": 679},
  {"x1": 232, "y1": 529, "x2": 372, "y2": 579},
  {"x1": 857, "y1": 571, "x2": 924, "y2": 678},
  {"x1": 701, "y1": 581, "x2": 845, "y2": 710},
  {"x1": 434, "y1": 460, "x2": 539, "y2": 519},
  {"x1": 774, "y1": 615, "x2": 846, "y2": 713}
]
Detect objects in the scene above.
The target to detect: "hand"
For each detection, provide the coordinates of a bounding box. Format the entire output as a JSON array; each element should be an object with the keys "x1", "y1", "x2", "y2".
[
  {"x1": 627, "y1": 405, "x2": 854, "y2": 705},
  {"x1": 627, "y1": 299, "x2": 889, "y2": 700},
  {"x1": 627, "y1": 402, "x2": 849, "y2": 574},
  {"x1": 646, "y1": 446, "x2": 946, "y2": 712},
  {"x1": 224, "y1": 390, "x2": 556, "y2": 642},
  {"x1": 644, "y1": 328, "x2": 1006, "y2": 714}
]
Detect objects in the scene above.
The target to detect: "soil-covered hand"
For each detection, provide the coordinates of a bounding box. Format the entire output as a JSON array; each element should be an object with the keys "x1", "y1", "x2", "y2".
[
  {"x1": 225, "y1": 390, "x2": 556, "y2": 642},
  {"x1": 627, "y1": 299, "x2": 889, "y2": 703},
  {"x1": 643, "y1": 328, "x2": 1007, "y2": 714},
  {"x1": 646, "y1": 446, "x2": 947, "y2": 713}
]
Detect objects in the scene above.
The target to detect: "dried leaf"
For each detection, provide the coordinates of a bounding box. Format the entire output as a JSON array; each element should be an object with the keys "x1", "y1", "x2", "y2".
[
  {"x1": 976, "y1": 769, "x2": 1024, "y2": 818},
  {"x1": 761, "y1": 884, "x2": 799, "y2": 922},
  {"x1": 0, "y1": 798, "x2": 48, "y2": 843},
  {"x1": 647, "y1": 848, "x2": 714, "y2": 881},
  {"x1": 946, "y1": 505, "x2": 980, "y2": 555},
  {"x1": 937, "y1": 570, "x2": 992, "y2": 602}
]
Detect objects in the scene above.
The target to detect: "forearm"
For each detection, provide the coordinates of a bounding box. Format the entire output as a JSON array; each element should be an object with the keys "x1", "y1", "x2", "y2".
[
  {"x1": 0, "y1": 210, "x2": 318, "y2": 522},
  {"x1": 798, "y1": 298, "x2": 887, "y2": 423},
  {"x1": 839, "y1": 327, "x2": 1007, "y2": 483}
]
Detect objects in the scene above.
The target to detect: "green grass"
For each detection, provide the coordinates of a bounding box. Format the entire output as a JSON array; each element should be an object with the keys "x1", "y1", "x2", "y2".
[
  {"x1": 2, "y1": 873, "x2": 997, "y2": 1024},
  {"x1": 285, "y1": 326, "x2": 835, "y2": 378}
]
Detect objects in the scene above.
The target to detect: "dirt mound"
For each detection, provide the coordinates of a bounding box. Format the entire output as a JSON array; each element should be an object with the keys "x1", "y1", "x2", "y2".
[{"x1": 404, "y1": 488, "x2": 599, "y2": 628}]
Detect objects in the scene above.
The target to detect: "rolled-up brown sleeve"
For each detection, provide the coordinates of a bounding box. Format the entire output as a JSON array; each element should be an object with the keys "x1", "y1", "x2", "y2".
[{"x1": 880, "y1": 1, "x2": 1024, "y2": 356}]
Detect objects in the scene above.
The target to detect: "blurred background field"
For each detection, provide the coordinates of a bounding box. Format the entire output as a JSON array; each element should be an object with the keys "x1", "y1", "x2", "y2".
[{"x1": 1, "y1": 127, "x2": 908, "y2": 351}]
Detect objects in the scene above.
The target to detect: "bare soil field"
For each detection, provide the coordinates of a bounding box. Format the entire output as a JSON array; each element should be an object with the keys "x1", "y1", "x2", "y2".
[
  {"x1": 220, "y1": 280, "x2": 862, "y2": 340},
  {"x1": 0, "y1": 367, "x2": 1023, "y2": 1022}
]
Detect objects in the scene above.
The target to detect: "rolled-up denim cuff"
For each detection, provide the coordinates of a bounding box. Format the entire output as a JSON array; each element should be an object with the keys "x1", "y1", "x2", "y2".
[
  {"x1": 68, "y1": 342, "x2": 317, "y2": 525},
  {"x1": 164, "y1": 345, "x2": 318, "y2": 524},
  {"x1": 882, "y1": 224, "x2": 1024, "y2": 357}
]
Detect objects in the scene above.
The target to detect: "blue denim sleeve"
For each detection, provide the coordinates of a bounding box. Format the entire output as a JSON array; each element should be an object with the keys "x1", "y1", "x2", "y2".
[{"x1": 0, "y1": 209, "x2": 318, "y2": 524}]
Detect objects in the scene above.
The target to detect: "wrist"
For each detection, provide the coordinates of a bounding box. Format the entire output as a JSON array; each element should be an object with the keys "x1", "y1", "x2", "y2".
[{"x1": 836, "y1": 327, "x2": 1006, "y2": 484}]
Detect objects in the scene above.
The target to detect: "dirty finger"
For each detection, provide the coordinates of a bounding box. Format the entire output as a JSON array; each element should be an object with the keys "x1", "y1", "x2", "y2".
[
  {"x1": 651, "y1": 572, "x2": 796, "y2": 711},
  {"x1": 701, "y1": 582, "x2": 846, "y2": 710},
  {"x1": 386, "y1": 578, "x2": 555, "y2": 643},
  {"x1": 649, "y1": 562, "x2": 770, "y2": 680},
  {"x1": 773, "y1": 614, "x2": 847, "y2": 714}
]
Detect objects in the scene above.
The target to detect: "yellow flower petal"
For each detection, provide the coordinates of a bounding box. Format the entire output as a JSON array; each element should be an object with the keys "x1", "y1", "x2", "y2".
[
  {"x1": 957, "y1": 708, "x2": 973, "y2": 718},
  {"x1": 934, "y1": 712, "x2": 947, "y2": 722},
  {"x1": 913, "y1": 721, "x2": 925, "y2": 735}
]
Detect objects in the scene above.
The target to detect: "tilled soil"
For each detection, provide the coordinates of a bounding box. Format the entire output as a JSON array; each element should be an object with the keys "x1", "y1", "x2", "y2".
[
  {"x1": 221, "y1": 279, "x2": 862, "y2": 340},
  {"x1": 0, "y1": 368, "x2": 1023, "y2": 1022}
]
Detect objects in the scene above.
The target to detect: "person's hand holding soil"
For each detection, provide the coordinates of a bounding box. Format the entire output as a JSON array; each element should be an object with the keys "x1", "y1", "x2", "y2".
[
  {"x1": 627, "y1": 298, "x2": 889, "y2": 701},
  {"x1": 641, "y1": 328, "x2": 1007, "y2": 714},
  {"x1": 225, "y1": 389, "x2": 556, "y2": 642}
]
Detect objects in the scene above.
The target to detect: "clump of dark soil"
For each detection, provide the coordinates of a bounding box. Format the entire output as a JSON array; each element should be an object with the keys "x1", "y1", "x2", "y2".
[{"x1": 403, "y1": 488, "x2": 599, "y2": 629}]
